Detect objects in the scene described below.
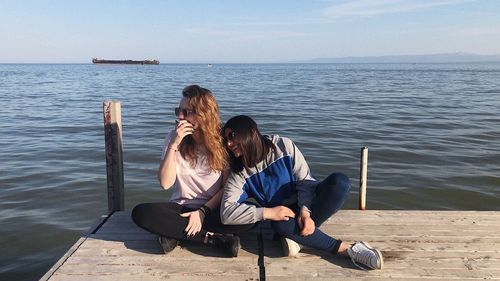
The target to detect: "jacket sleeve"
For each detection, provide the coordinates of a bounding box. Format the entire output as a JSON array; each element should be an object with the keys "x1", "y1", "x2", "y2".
[
  {"x1": 221, "y1": 172, "x2": 265, "y2": 225},
  {"x1": 286, "y1": 138, "x2": 317, "y2": 209}
]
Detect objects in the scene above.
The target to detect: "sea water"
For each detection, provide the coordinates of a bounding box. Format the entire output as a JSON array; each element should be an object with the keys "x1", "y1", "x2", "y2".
[{"x1": 1, "y1": 63, "x2": 499, "y2": 280}]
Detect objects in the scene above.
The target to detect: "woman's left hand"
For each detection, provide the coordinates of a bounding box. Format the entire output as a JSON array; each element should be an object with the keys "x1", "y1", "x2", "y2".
[
  {"x1": 297, "y1": 209, "x2": 315, "y2": 236},
  {"x1": 180, "y1": 210, "x2": 205, "y2": 236}
]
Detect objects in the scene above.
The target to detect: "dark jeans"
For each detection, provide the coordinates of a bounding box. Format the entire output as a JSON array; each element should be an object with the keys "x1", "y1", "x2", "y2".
[
  {"x1": 132, "y1": 202, "x2": 256, "y2": 243},
  {"x1": 271, "y1": 172, "x2": 351, "y2": 254}
]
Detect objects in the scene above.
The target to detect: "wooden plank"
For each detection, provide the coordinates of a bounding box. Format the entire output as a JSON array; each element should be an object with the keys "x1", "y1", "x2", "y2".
[
  {"x1": 87, "y1": 231, "x2": 500, "y2": 243},
  {"x1": 264, "y1": 257, "x2": 500, "y2": 279},
  {"x1": 60, "y1": 254, "x2": 500, "y2": 271},
  {"x1": 103, "y1": 101, "x2": 124, "y2": 212},
  {"x1": 47, "y1": 210, "x2": 500, "y2": 281},
  {"x1": 40, "y1": 237, "x2": 88, "y2": 281},
  {"x1": 75, "y1": 240, "x2": 262, "y2": 260},
  {"x1": 70, "y1": 246, "x2": 500, "y2": 261},
  {"x1": 267, "y1": 273, "x2": 499, "y2": 281},
  {"x1": 52, "y1": 262, "x2": 258, "y2": 276},
  {"x1": 62, "y1": 255, "x2": 257, "y2": 265},
  {"x1": 41, "y1": 214, "x2": 111, "y2": 281},
  {"x1": 49, "y1": 276, "x2": 254, "y2": 281}
]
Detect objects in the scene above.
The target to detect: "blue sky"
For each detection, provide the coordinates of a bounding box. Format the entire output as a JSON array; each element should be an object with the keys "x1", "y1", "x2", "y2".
[{"x1": 1, "y1": 0, "x2": 499, "y2": 63}]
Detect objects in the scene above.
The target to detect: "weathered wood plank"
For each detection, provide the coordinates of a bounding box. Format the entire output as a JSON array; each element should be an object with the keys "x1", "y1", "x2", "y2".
[
  {"x1": 47, "y1": 210, "x2": 500, "y2": 281},
  {"x1": 92, "y1": 230, "x2": 500, "y2": 243},
  {"x1": 102, "y1": 101, "x2": 124, "y2": 212},
  {"x1": 77, "y1": 238, "x2": 500, "y2": 254},
  {"x1": 41, "y1": 214, "x2": 112, "y2": 281},
  {"x1": 264, "y1": 258, "x2": 500, "y2": 279},
  {"x1": 61, "y1": 255, "x2": 500, "y2": 271},
  {"x1": 50, "y1": 276, "x2": 257, "y2": 281},
  {"x1": 70, "y1": 246, "x2": 500, "y2": 261},
  {"x1": 53, "y1": 262, "x2": 258, "y2": 276}
]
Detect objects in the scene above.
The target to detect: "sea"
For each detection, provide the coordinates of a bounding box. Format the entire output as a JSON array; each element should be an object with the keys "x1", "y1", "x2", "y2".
[{"x1": 1, "y1": 63, "x2": 499, "y2": 280}]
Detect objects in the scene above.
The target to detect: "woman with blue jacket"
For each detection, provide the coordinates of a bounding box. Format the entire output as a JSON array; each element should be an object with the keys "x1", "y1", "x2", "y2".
[{"x1": 221, "y1": 115, "x2": 383, "y2": 270}]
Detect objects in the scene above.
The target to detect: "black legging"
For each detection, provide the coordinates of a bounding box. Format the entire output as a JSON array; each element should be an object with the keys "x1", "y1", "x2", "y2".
[{"x1": 131, "y1": 202, "x2": 256, "y2": 243}]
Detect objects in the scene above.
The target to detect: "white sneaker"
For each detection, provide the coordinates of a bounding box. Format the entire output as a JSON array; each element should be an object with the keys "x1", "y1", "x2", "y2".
[
  {"x1": 281, "y1": 237, "x2": 302, "y2": 257},
  {"x1": 347, "y1": 241, "x2": 384, "y2": 270}
]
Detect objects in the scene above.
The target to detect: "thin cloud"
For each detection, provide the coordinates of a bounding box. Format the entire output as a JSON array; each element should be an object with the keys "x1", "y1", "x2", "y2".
[{"x1": 323, "y1": 0, "x2": 475, "y2": 18}]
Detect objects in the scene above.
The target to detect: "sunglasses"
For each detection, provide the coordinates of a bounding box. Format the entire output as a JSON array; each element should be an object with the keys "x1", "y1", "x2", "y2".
[
  {"x1": 174, "y1": 107, "x2": 195, "y2": 117},
  {"x1": 225, "y1": 131, "x2": 237, "y2": 142}
]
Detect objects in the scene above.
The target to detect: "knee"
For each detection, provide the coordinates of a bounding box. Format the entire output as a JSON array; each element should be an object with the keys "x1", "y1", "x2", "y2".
[
  {"x1": 131, "y1": 203, "x2": 150, "y2": 226},
  {"x1": 324, "y1": 172, "x2": 351, "y2": 195},
  {"x1": 271, "y1": 220, "x2": 297, "y2": 236}
]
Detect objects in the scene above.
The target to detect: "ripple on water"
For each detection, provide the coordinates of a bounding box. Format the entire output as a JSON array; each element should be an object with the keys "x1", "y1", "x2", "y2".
[{"x1": 1, "y1": 63, "x2": 500, "y2": 281}]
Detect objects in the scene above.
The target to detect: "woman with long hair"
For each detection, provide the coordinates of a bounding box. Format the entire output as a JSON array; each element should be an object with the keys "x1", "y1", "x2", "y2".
[
  {"x1": 221, "y1": 115, "x2": 383, "y2": 269},
  {"x1": 132, "y1": 86, "x2": 253, "y2": 257}
]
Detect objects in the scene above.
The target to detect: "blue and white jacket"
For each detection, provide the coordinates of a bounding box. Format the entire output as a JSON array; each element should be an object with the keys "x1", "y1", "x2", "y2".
[{"x1": 221, "y1": 135, "x2": 317, "y2": 225}]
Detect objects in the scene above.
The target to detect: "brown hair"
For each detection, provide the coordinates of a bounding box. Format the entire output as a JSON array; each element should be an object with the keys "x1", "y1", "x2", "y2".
[{"x1": 179, "y1": 85, "x2": 227, "y2": 171}]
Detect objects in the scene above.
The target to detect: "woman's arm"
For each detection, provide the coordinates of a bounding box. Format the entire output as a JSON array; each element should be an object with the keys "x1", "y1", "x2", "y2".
[
  {"x1": 286, "y1": 137, "x2": 317, "y2": 236},
  {"x1": 283, "y1": 138, "x2": 316, "y2": 209},
  {"x1": 221, "y1": 171, "x2": 268, "y2": 225},
  {"x1": 158, "y1": 121, "x2": 194, "y2": 189},
  {"x1": 158, "y1": 142, "x2": 178, "y2": 189}
]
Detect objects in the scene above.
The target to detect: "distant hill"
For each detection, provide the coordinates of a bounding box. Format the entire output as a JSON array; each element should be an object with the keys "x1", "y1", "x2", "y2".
[{"x1": 302, "y1": 53, "x2": 500, "y2": 63}]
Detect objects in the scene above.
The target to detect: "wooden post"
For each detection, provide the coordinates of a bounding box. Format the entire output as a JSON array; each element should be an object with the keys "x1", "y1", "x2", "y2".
[
  {"x1": 359, "y1": 147, "x2": 368, "y2": 210},
  {"x1": 103, "y1": 100, "x2": 124, "y2": 212}
]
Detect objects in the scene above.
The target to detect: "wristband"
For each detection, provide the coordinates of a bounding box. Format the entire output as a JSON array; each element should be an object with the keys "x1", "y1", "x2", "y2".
[
  {"x1": 199, "y1": 205, "x2": 212, "y2": 216},
  {"x1": 168, "y1": 145, "x2": 178, "y2": 152}
]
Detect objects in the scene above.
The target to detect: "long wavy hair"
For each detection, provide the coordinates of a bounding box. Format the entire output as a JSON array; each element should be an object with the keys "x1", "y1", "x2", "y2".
[{"x1": 179, "y1": 85, "x2": 227, "y2": 171}]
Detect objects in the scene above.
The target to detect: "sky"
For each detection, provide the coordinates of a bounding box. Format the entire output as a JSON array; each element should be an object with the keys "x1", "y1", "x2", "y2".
[{"x1": 1, "y1": 0, "x2": 499, "y2": 63}]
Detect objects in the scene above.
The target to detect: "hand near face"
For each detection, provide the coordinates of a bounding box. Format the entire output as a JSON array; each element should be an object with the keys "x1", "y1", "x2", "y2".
[{"x1": 171, "y1": 120, "x2": 194, "y2": 147}]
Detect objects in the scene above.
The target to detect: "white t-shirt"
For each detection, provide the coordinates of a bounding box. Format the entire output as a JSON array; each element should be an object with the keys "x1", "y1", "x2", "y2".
[{"x1": 161, "y1": 131, "x2": 222, "y2": 209}]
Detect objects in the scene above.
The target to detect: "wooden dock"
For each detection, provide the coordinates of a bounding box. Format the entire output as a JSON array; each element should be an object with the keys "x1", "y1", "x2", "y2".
[
  {"x1": 42, "y1": 210, "x2": 500, "y2": 280},
  {"x1": 41, "y1": 101, "x2": 500, "y2": 280}
]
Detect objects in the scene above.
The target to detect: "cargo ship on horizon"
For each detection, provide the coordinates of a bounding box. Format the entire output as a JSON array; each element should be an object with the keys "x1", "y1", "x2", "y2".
[{"x1": 92, "y1": 58, "x2": 160, "y2": 65}]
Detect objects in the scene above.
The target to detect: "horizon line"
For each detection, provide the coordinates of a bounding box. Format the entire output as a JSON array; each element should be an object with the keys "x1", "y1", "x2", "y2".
[{"x1": 2, "y1": 52, "x2": 500, "y2": 64}]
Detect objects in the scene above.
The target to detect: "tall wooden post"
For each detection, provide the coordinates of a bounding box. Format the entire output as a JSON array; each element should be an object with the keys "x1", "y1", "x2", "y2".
[
  {"x1": 359, "y1": 147, "x2": 368, "y2": 210},
  {"x1": 103, "y1": 101, "x2": 124, "y2": 212}
]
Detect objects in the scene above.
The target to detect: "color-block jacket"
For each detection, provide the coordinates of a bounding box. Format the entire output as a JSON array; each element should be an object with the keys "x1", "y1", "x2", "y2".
[{"x1": 221, "y1": 135, "x2": 317, "y2": 225}]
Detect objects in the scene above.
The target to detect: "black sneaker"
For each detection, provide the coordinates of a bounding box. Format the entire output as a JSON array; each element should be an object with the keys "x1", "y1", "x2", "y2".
[
  {"x1": 210, "y1": 234, "x2": 241, "y2": 257},
  {"x1": 158, "y1": 236, "x2": 178, "y2": 254}
]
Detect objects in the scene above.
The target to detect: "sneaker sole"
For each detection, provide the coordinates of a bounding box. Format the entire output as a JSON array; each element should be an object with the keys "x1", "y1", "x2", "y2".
[
  {"x1": 359, "y1": 241, "x2": 384, "y2": 270},
  {"x1": 281, "y1": 237, "x2": 301, "y2": 257}
]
